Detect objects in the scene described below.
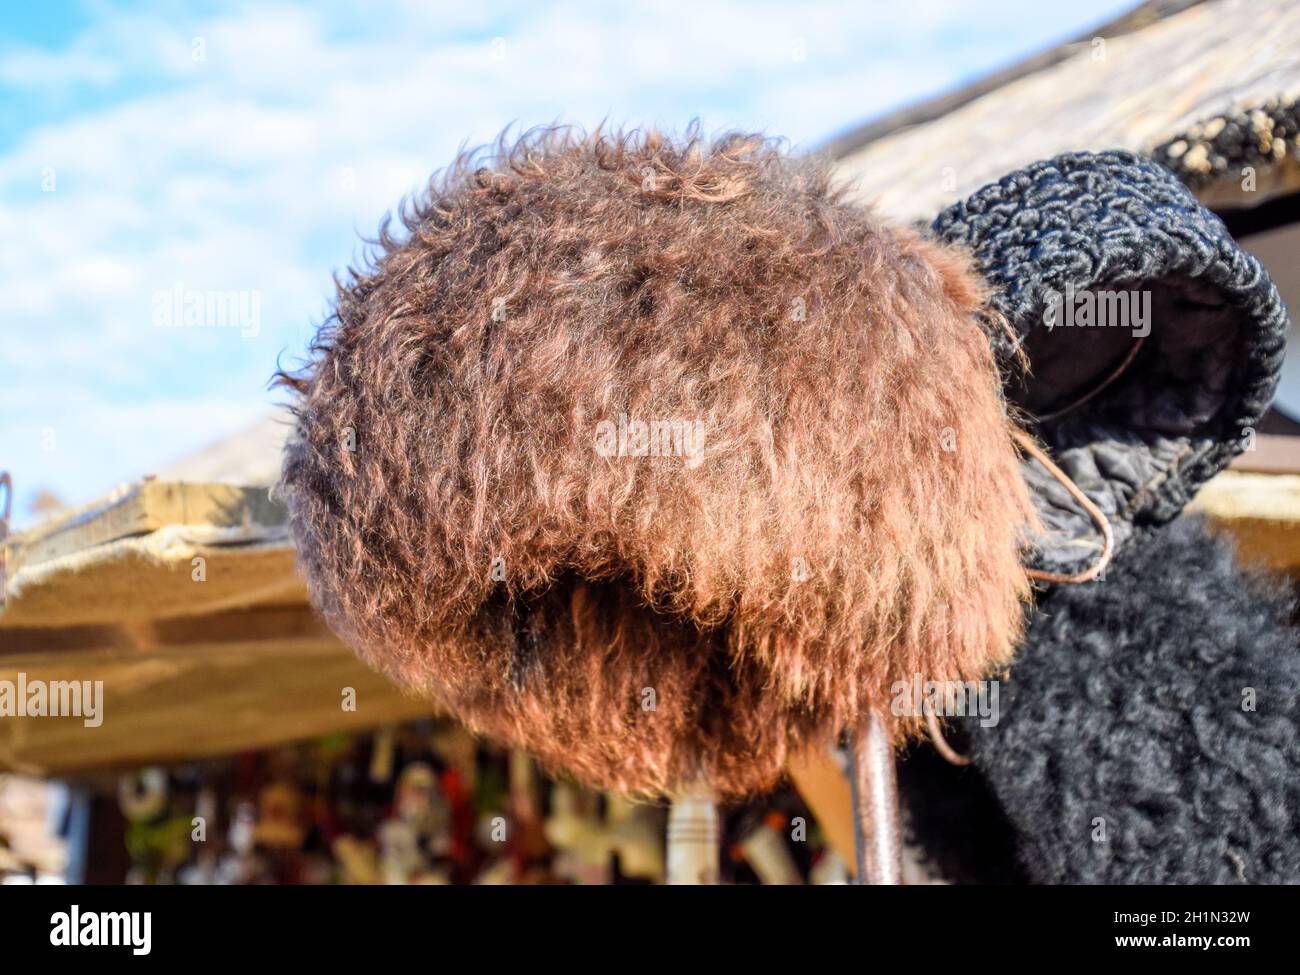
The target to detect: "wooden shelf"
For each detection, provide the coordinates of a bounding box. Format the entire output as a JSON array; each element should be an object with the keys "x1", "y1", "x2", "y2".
[{"x1": 0, "y1": 481, "x2": 435, "y2": 776}]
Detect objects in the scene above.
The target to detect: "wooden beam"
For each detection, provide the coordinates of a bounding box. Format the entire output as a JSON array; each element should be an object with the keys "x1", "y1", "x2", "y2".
[
  {"x1": 8, "y1": 480, "x2": 285, "y2": 570},
  {"x1": 1, "y1": 480, "x2": 301, "y2": 628},
  {"x1": 1191, "y1": 470, "x2": 1300, "y2": 573},
  {"x1": 0, "y1": 536, "x2": 304, "y2": 628},
  {"x1": 0, "y1": 484, "x2": 440, "y2": 774},
  {"x1": 0, "y1": 633, "x2": 436, "y2": 775}
]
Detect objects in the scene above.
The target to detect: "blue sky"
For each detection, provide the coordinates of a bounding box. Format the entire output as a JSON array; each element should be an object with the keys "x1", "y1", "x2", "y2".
[{"x1": 0, "y1": 0, "x2": 1134, "y2": 524}]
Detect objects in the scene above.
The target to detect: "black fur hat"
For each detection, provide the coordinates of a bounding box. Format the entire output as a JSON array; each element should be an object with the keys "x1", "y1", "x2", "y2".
[
  {"x1": 902, "y1": 515, "x2": 1300, "y2": 884},
  {"x1": 935, "y1": 149, "x2": 1287, "y2": 578},
  {"x1": 906, "y1": 151, "x2": 1298, "y2": 883}
]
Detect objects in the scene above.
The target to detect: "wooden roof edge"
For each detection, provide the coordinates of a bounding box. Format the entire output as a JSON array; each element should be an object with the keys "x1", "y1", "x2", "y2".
[
  {"x1": 1193, "y1": 469, "x2": 1300, "y2": 573},
  {"x1": 3, "y1": 479, "x2": 285, "y2": 578},
  {"x1": 818, "y1": 0, "x2": 1202, "y2": 160}
]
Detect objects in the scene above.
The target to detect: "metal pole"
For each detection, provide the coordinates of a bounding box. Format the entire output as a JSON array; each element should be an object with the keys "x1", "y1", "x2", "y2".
[{"x1": 849, "y1": 711, "x2": 903, "y2": 884}]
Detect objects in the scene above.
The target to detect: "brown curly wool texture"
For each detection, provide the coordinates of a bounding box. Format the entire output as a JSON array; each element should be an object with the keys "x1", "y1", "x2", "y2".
[{"x1": 277, "y1": 126, "x2": 1036, "y2": 797}]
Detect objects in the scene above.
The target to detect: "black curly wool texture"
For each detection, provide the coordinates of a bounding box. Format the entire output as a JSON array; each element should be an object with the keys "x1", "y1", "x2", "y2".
[
  {"x1": 901, "y1": 151, "x2": 1296, "y2": 884},
  {"x1": 932, "y1": 150, "x2": 1287, "y2": 577},
  {"x1": 912, "y1": 516, "x2": 1300, "y2": 884},
  {"x1": 896, "y1": 740, "x2": 1027, "y2": 885},
  {"x1": 932, "y1": 149, "x2": 1286, "y2": 450}
]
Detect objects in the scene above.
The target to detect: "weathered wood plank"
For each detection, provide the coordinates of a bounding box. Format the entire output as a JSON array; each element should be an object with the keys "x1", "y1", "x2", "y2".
[
  {"x1": 1191, "y1": 470, "x2": 1300, "y2": 573},
  {"x1": 8, "y1": 480, "x2": 285, "y2": 571},
  {"x1": 832, "y1": 0, "x2": 1300, "y2": 222},
  {"x1": 0, "y1": 536, "x2": 305, "y2": 627},
  {"x1": 0, "y1": 635, "x2": 436, "y2": 775},
  {"x1": 1, "y1": 480, "x2": 301, "y2": 627}
]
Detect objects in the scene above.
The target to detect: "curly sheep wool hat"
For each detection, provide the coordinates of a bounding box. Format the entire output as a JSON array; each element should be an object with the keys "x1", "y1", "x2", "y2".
[
  {"x1": 276, "y1": 127, "x2": 1037, "y2": 799},
  {"x1": 900, "y1": 514, "x2": 1300, "y2": 884},
  {"x1": 933, "y1": 149, "x2": 1287, "y2": 579},
  {"x1": 912, "y1": 150, "x2": 1297, "y2": 883}
]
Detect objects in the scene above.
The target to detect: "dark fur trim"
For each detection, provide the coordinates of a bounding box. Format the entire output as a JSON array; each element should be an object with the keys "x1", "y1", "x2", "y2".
[{"x1": 913, "y1": 515, "x2": 1300, "y2": 884}]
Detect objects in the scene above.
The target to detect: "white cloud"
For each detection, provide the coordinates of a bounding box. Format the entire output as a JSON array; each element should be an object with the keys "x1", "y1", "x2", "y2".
[
  {"x1": 0, "y1": 0, "x2": 1133, "y2": 521},
  {"x1": 0, "y1": 48, "x2": 119, "y2": 87}
]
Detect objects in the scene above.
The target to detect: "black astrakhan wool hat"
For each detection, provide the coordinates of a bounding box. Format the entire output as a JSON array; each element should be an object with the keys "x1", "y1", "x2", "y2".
[{"x1": 908, "y1": 149, "x2": 1298, "y2": 884}]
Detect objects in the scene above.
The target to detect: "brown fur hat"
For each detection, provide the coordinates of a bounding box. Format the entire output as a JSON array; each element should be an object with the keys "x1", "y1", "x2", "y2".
[{"x1": 276, "y1": 126, "x2": 1035, "y2": 797}]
